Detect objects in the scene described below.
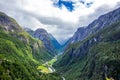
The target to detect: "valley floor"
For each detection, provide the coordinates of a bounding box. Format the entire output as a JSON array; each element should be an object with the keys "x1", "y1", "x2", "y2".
[{"x1": 37, "y1": 55, "x2": 66, "y2": 80}]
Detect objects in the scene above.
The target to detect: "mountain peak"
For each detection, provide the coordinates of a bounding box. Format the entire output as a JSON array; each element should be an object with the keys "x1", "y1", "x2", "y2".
[
  {"x1": 33, "y1": 28, "x2": 62, "y2": 54},
  {"x1": 35, "y1": 28, "x2": 47, "y2": 33}
]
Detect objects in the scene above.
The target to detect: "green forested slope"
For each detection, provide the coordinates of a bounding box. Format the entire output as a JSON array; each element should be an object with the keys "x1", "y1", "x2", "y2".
[
  {"x1": 54, "y1": 21, "x2": 120, "y2": 80},
  {"x1": 0, "y1": 12, "x2": 62, "y2": 80}
]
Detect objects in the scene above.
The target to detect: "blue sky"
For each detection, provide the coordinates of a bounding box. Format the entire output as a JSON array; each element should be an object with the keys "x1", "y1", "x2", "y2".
[
  {"x1": 0, "y1": 0, "x2": 120, "y2": 44},
  {"x1": 53, "y1": 0, "x2": 75, "y2": 12},
  {"x1": 53, "y1": 0, "x2": 94, "y2": 12}
]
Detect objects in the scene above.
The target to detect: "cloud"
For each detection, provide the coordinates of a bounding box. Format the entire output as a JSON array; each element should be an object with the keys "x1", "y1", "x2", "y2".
[
  {"x1": 78, "y1": 2, "x2": 120, "y2": 27},
  {"x1": 0, "y1": 0, "x2": 120, "y2": 44}
]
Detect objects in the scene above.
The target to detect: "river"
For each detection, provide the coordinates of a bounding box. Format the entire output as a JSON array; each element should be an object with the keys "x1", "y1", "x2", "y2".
[
  {"x1": 46, "y1": 56, "x2": 66, "y2": 80},
  {"x1": 62, "y1": 77, "x2": 66, "y2": 80},
  {"x1": 48, "y1": 65, "x2": 66, "y2": 80}
]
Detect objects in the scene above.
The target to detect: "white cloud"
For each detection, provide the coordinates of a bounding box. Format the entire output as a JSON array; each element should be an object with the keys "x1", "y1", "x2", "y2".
[{"x1": 0, "y1": 0, "x2": 120, "y2": 44}]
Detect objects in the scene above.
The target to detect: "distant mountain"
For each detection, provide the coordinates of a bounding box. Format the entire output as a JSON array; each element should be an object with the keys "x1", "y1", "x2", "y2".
[
  {"x1": 33, "y1": 28, "x2": 57, "y2": 54},
  {"x1": 54, "y1": 7, "x2": 120, "y2": 80},
  {"x1": 0, "y1": 12, "x2": 61, "y2": 80},
  {"x1": 25, "y1": 28, "x2": 62, "y2": 54},
  {"x1": 69, "y1": 7, "x2": 120, "y2": 44}
]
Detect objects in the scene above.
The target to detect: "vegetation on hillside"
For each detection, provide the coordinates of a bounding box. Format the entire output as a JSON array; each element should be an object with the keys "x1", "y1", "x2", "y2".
[
  {"x1": 0, "y1": 12, "x2": 62, "y2": 80},
  {"x1": 54, "y1": 21, "x2": 120, "y2": 80}
]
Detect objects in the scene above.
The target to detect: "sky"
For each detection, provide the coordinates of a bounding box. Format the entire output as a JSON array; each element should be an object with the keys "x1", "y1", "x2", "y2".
[{"x1": 0, "y1": 0, "x2": 120, "y2": 44}]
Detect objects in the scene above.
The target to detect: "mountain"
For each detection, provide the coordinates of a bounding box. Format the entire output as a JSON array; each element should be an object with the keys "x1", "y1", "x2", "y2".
[
  {"x1": 33, "y1": 28, "x2": 57, "y2": 54},
  {"x1": 25, "y1": 28, "x2": 62, "y2": 54},
  {"x1": 69, "y1": 7, "x2": 120, "y2": 44},
  {"x1": 0, "y1": 12, "x2": 62, "y2": 80},
  {"x1": 53, "y1": 7, "x2": 120, "y2": 80}
]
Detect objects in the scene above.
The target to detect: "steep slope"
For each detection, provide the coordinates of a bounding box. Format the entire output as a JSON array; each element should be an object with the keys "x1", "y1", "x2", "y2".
[
  {"x1": 69, "y1": 7, "x2": 120, "y2": 44},
  {"x1": 25, "y1": 28, "x2": 62, "y2": 53},
  {"x1": 54, "y1": 8, "x2": 120, "y2": 80},
  {"x1": 0, "y1": 12, "x2": 62, "y2": 80},
  {"x1": 33, "y1": 28, "x2": 57, "y2": 55},
  {"x1": 0, "y1": 12, "x2": 53, "y2": 61}
]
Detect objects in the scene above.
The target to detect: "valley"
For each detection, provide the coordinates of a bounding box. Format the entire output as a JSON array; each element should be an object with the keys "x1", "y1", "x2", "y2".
[
  {"x1": 0, "y1": 3, "x2": 120, "y2": 80},
  {"x1": 53, "y1": 7, "x2": 120, "y2": 80},
  {"x1": 37, "y1": 55, "x2": 66, "y2": 80}
]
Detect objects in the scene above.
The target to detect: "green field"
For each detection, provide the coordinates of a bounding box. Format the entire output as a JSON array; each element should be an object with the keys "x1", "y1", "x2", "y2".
[
  {"x1": 37, "y1": 56, "x2": 57, "y2": 73},
  {"x1": 37, "y1": 65, "x2": 51, "y2": 73}
]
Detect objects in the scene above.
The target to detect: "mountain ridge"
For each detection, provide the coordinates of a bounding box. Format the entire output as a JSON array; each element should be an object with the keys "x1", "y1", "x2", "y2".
[
  {"x1": 68, "y1": 7, "x2": 120, "y2": 44},
  {"x1": 53, "y1": 7, "x2": 120, "y2": 80},
  {"x1": 25, "y1": 28, "x2": 62, "y2": 54}
]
